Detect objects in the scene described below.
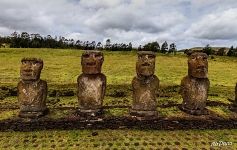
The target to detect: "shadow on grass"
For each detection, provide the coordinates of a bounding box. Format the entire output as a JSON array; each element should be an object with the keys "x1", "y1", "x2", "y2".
[{"x1": 0, "y1": 105, "x2": 236, "y2": 131}]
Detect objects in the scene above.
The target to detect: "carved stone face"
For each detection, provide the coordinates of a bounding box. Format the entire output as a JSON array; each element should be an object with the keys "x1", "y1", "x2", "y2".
[
  {"x1": 136, "y1": 51, "x2": 156, "y2": 77},
  {"x1": 188, "y1": 52, "x2": 208, "y2": 78},
  {"x1": 20, "y1": 58, "x2": 43, "y2": 82},
  {"x1": 81, "y1": 50, "x2": 104, "y2": 74}
]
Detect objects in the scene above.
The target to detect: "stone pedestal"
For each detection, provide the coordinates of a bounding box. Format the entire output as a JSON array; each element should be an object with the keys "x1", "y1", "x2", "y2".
[
  {"x1": 130, "y1": 51, "x2": 159, "y2": 117},
  {"x1": 77, "y1": 50, "x2": 106, "y2": 116}
]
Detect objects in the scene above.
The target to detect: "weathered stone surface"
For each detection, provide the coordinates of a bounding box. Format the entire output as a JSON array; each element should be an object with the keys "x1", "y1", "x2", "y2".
[
  {"x1": 180, "y1": 52, "x2": 210, "y2": 115},
  {"x1": 188, "y1": 52, "x2": 208, "y2": 78},
  {"x1": 231, "y1": 83, "x2": 237, "y2": 112},
  {"x1": 235, "y1": 83, "x2": 237, "y2": 103},
  {"x1": 77, "y1": 50, "x2": 106, "y2": 115},
  {"x1": 130, "y1": 51, "x2": 159, "y2": 117},
  {"x1": 18, "y1": 58, "x2": 48, "y2": 118},
  {"x1": 81, "y1": 50, "x2": 104, "y2": 74},
  {"x1": 136, "y1": 51, "x2": 156, "y2": 76}
]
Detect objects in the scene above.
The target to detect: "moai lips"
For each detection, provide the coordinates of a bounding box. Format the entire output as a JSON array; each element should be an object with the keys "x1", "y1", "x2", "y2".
[
  {"x1": 130, "y1": 51, "x2": 159, "y2": 117},
  {"x1": 18, "y1": 58, "x2": 48, "y2": 118},
  {"x1": 77, "y1": 50, "x2": 106, "y2": 116},
  {"x1": 180, "y1": 52, "x2": 210, "y2": 115}
]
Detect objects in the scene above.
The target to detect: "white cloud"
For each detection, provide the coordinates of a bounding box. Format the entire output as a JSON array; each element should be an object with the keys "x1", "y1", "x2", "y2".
[
  {"x1": 186, "y1": 8, "x2": 237, "y2": 40},
  {"x1": 79, "y1": 0, "x2": 124, "y2": 9}
]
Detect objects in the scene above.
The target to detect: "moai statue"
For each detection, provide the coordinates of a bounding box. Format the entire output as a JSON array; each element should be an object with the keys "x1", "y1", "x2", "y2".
[
  {"x1": 77, "y1": 50, "x2": 106, "y2": 116},
  {"x1": 130, "y1": 51, "x2": 159, "y2": 117},
  {"x1": 180, "y1": 52, "x2": 210, "y2": 115},
  {"x1": 18, "y1": 58, "x2": 48, "y2": 118}
]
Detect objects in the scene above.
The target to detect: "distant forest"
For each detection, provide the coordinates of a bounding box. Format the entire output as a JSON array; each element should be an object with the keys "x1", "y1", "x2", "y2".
[
  {"x1": 0, "y1": 31, "x2": 177, "y2": 54},
  {"x1": 1, "y1": 31, "x2": 236, "y2": 56},
  {"x1": 184, "y1": 44, "x2": 237, "y2": 57}
]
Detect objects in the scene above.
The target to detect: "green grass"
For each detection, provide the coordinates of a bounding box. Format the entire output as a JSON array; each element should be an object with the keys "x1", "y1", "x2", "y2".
[
  {"x1": 0, "y1": 48, "x2": 236, "y2": 86},
  {"x1": 0, "y1": 48, "x2": 237, "y2": 149},
  {"x1": 0, "y1": 48, "x2": 236, "y2": 101},
  {"x1": 0, "y1": 129, "x2": 236, "y2": 149}
]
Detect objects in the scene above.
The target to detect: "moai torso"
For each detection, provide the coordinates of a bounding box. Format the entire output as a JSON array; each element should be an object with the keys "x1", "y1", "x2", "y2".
[
  {"x1": 17, "y1": 58, "x2": 48, "y2": 117},
  {"x1": 77, "y1": 50, "x2": 106, "y2": 113},
  {"x1": 181, "y1": 76, "x2": 209, "y2": 110},
  {"x1": 132, "y1": 75, "x2": 159, "y2": 111},
  {"x1": 77, "y1": 74, "x2": 106, "y2": 110},
  {"x1": 180, "y1": 52, "x2": 210, "y2": 115},
  {"x1": 18, "y1": 80, "x2": 47, "y2": 112},
  {"x1": 130, "y1": 51, "x2": 159, "y2": 116}
]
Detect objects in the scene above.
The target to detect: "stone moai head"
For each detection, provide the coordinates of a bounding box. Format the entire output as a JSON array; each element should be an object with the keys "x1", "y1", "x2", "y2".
[
  {"x1": 188, "y1": 52, "x2": 208, "y2": 78},
  {"x1": 81, "y1": 50, "x2": 104, "y2": 74},
  {"x1": 20, "y1": 58, "x2": 43, "y2": 82},
  {"x1": 136, "y1": 51, "x2": 156, "y2": 77}
]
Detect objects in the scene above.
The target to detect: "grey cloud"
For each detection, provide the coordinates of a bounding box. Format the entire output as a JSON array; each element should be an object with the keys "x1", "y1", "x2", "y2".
[
  {"x1": 185, "y1": 8, "x2": 237, "y2": 40},
  {"x1": 0, "y1": 0, "x2": 237, "y2": 49},
  {"x1": 85, "y1": 2, "x2": 186, "y2": 34}
]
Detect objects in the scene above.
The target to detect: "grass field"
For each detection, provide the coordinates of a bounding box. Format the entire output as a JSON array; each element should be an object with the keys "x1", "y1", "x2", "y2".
[{"x1": 0, "y1": 48, "x2": 237, "y2": 149}]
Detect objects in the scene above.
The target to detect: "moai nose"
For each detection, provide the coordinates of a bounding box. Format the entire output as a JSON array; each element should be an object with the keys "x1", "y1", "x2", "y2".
[
  {"x1": 197, "y1": 59, "x2": 205, "y2": 67},
  {"x1": 24, "y1": 63, "x2": 33, "y2": 71},
  {"x1": 89, "y1": 54, "x2": 95, "y2": 61},
  {"x1": 145, "y1": 55, "x2": 149, "y2": 60},
  {"x1": 144, "y1": 55, "x2": 149, "y2": 62},
  {"x1": 93, "y1": 54, "x2": 98, "y2": 61}
]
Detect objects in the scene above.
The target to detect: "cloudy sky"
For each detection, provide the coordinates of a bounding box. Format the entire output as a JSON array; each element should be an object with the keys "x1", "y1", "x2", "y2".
[{"x1": 1, "y1": 0, "x2": 237, "y2": 49}]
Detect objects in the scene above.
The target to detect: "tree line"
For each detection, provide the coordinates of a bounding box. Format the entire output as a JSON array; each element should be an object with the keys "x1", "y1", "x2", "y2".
[
  {"x1": 184, "y1": 44, "x2": 237, "y2": 57},
  {"x1": 0, "y1": 32, "x2": 133, "y2": 51},
  {"x1": 0, "y1": 32, "x2": 178, "y2": 53},
  {"x1": 140, "y1": 41, "x2": 177, "y2": 54}
]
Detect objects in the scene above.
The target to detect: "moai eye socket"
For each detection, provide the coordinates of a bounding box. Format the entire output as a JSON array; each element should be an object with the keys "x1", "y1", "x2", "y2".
[
  {"x1": 22, "y1": 61, "x2": 27, "y2": 65},
  {"x1": 32, "y1": 61, "x2": 37, "y2": 65},
  {"x1": 83, "y1": 54, "x2": 90, "y2": 58},
  {"x1": 148, "y1": 55, "x2": 155, "y2": 59},
  {"x1": 95, "y1": 53, "x2": 102, "y2": 58},
  {"x1": 203, "y1": 56, "x2": 208, "y2": 61},
  {"x1": 191, "y1": 56, "x2": 196, "y2": 60}
]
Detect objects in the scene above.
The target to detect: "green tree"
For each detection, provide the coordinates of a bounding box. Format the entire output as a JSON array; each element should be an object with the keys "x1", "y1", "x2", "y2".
[
  {"x1": 168, "y1": 43, "x2": 177, "y2": 54},
  {"x1": 161, "y1": 41, "x2": 168, "y2": 53},
  {"x1": 227, "y1": 46, "x2": 235, "y2": 56},
  {"x1": 217, "y1": 48, "x2": 225, "y2": 56},
  {"x1": 105, "y1": 39, "x2": 111, "y2": 50},
  {"x1": 20, "y1": 32, "x2": 30, "y2": 48},
  {"x1": 128, "y1": 42, "x2": 132, "y2": 51},
  {"x1": 143, "y1": 41, "x2": 160, "y2": 52},
  {"x1": 203, "y1": 44, "x2": 213, "y2": 55}
]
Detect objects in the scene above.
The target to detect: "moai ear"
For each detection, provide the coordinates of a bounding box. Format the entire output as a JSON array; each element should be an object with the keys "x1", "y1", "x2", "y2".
[{"x1": 186, "y1": 50, "x2": 193, "y2": 56}]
